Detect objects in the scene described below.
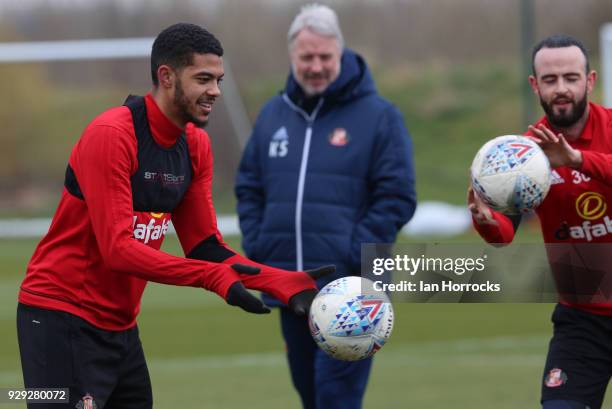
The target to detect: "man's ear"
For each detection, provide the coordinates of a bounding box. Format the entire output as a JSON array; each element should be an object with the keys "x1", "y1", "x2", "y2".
[
  {"x1": 528, "y1": 75, "x2": 539, "y2": 96},
  {"x1": 157, "y1": 65, "x2": 175, "y2": 89},
  {"x1": 586, "y1": 70, "x2": 597, "y2": 95}
]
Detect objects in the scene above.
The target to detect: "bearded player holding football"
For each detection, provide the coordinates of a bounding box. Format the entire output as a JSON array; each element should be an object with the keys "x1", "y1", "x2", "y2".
[
  {"x1": 17, "y1": 23, "x2": 333, "y2": 409},
  {"x1": 469, "y1": 34, "x2": 612, "y2": 409}
]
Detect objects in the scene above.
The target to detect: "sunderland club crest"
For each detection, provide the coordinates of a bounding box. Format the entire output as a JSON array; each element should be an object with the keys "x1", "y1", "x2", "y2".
[
  {"x1": 75, "y1": 394, "x2": 97, "y2": 409},
  {"x1": 544, "y1": 368, "x2": 567, "y2": 388},
  {"x1": 328, "y1": 128, "x2": 350, "y2": 147}
]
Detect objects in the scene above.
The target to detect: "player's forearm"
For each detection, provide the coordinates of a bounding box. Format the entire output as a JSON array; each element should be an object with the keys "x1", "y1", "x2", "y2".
[
  {"x1": 90, "y1": 210, "x2": 237, "y2": 295},
  {"x1": 105, "y1": 238, "x2": 236, "y2": 296},
  {"x1": 472, "y1": 210, "x2": 516, "y2": 246},
  {"x1": 183, "y1": 235, "x2": 317, "y2": 303},
  {"x1": 221, "y1": 254, "x2": 317, "y2": 305}
]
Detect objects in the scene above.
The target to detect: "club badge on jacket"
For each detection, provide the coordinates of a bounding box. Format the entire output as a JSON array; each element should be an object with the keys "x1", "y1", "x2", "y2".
[{"x1": 329, "y1": 128, "x2": 350, "y2": 147}]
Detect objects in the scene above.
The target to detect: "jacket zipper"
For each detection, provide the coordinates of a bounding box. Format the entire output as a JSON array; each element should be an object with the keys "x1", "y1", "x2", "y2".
[{"x1": 282, "y1": 94, "x2": 324, "y2": 271}]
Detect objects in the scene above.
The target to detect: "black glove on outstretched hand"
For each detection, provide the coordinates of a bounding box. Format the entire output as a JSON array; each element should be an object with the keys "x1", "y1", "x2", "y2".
[
  {"x1": 288, "y1": 265, "x2": 336, "y2": 316},
  {"x1": 304, "y1": 265, "x2": 336, "y2": 280},
  {"x1": 226, "y1": 264, "x2": 271, "y2": 314}
]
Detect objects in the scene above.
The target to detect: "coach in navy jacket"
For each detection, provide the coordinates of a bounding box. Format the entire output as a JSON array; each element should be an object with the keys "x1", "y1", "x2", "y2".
[
  {"x1": 237, "y1": 46, "x2": 416, "y2": 292},
  {"x1": 235, "y1": 4, "x2": 416, "y2": 409}
]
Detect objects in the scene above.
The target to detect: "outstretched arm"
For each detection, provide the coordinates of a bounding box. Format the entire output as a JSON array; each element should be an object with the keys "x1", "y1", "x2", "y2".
[
  {"x1": 467, "y1": 185, "x2": 520, "y2": 246},
  {"x1": 173, "y1": 124, "x2": 323, "y2": 312}
]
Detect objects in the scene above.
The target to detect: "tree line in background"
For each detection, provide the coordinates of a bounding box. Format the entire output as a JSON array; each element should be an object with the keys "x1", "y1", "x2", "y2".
[{"x1": 0, "y1": 0, "x2": 610, "y2": 214}]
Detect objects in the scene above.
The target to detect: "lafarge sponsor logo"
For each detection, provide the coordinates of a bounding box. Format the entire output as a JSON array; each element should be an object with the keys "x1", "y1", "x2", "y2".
[
  {"x1": 132, "y1": 214, "x2": 170, "y2": 244},
  {"x1": 556, "y1": 192, "x2": 611, "y2": 241},
  {"x1": 144, "y1": 171, "x2": 185, "y2": 185}
]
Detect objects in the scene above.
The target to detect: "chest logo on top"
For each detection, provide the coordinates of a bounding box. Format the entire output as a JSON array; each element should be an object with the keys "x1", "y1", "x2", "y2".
[
  {"x1": 269, "y1": 127, "x2": 289, "y2": 158},
  {"x1": 144, "y1": 171, "x2": 185, "y2": 185},
  {"x1": 328, "y1": 128, "x2": 350, "y2": 147}
]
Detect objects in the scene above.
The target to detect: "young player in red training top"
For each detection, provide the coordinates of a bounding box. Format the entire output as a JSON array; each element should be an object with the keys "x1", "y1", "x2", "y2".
[
  {"x1": 469, "y1": 35, "x2": 612, "y2": 409},
  {"x1": 17, "y1": 23, "x2": 333, "y2": 409}
]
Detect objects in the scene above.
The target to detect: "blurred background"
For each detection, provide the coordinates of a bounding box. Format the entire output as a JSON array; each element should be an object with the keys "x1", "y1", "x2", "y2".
[{"x1": 1, "y1": 0, "x2": 611, "y2": 407}]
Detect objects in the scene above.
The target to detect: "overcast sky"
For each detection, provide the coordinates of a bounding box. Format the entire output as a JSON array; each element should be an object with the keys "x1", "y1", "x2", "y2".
[
  {"x1": 0, "y1": 0, "x2": 365, "y2": 13},
  {"x1": 0, "y1": 0, "x2": 221, "y2": 13}
]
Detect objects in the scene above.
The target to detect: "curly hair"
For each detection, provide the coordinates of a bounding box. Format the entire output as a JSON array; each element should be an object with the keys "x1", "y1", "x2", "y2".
[{"x1": 151, "y1": 23, "x2": 224, "y2": 86}]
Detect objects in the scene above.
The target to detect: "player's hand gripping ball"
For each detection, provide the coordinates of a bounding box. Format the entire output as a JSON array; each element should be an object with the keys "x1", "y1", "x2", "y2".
[
  {"x1": 471, "y1": 135, "x2": 551, "y2": 215},
  {"x1": 308, "y1": 277, "x2": 394, "y2": 361}
]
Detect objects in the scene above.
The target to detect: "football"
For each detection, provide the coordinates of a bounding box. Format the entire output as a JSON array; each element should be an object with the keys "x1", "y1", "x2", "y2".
[
  {"x1": 470, "y1": 135, "x2": 551, "y2": 214},
  {"x1": 308, "y1": 277, "x2": 394, "y2": 361}
]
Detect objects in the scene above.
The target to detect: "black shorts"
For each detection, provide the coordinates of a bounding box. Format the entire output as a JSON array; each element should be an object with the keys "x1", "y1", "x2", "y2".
[
  {"x1": 16, "y1": 303, "x2": 152, "y2": 409},
  {"x1": 541, "y1": 303, "x2": 612, "y2": 409}
]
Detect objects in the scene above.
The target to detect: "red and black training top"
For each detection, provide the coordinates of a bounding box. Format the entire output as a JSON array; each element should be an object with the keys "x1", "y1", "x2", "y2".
[
  {"x1": 474, "y1": 102, "x2": 612, "y2": 315},
  {"x1": 19, "y1": 94, "x2": 315, "y2": 330}
]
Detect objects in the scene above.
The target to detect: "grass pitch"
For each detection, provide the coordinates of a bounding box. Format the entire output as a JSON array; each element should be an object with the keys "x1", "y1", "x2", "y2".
[{"x1": 0, "y1": 236, "x2": 608, "y2": 408}]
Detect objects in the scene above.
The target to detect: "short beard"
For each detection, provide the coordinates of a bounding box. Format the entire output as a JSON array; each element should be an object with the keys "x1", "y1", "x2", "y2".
[
  {"x1": 294, "y1": 75, "x2": 322, "y2": 97},
  {"x1": 541, "y1": 91, "x2": 588, "y2": 129},
  {"x1": 174, "y1": 77, "x2": 208, "y2": 128},
  {"x1": 290, "y1": 63, "x2": 341, "y2": 98}
]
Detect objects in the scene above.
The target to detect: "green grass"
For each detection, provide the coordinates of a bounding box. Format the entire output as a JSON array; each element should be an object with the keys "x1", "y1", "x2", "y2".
[{"x1": 4, "y1": 234, "x2": 610, "y2": 408}]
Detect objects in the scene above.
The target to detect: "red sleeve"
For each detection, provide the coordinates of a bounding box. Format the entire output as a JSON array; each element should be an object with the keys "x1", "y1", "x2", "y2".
[
  {"x1": 580, "y1": 150, "x2": 612, "y2": 185},
  {"x1": 472, "y1": 210, "x2": 516, "y2": 245},
  {"x1": 71, "y1": 122, "x2": 239, "y2": 299},
  {"x1": 172, "y1": 124, "x2": 317, "y2": 304},
  {"x1": 221, "y1": 254, "x2": 316, "y2": 305}
]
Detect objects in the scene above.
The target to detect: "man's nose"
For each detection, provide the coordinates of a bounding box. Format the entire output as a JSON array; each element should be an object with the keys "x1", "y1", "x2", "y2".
[
  {"x1": 309, "y1": 57, "x2": 323, "y2": 72},
  {"x1": 555, "y1": 79, "x2": 570, "y2": 94},
  {"x1": 208, "y1": 81, "x2": 221, "y2": 97}
]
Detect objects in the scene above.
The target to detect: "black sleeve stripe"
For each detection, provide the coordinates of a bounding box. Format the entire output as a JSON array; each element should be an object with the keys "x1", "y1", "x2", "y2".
[
  {"x1": 64, "y1": 164, "x2": 84, "y2": 200},
  {"x1": 186, "y1": 235, "x2": 236, "y2": 262}
]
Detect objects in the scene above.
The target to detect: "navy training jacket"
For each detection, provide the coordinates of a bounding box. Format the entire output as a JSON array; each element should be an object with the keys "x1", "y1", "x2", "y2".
[{"x1": 236, "y1": 49, "x2": 417, "y2": 306}]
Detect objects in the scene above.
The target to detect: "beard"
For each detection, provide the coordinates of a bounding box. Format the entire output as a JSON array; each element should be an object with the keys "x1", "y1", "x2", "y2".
[
  {"x1": 291, "y1": 64, "x2": 340, "y2": 97},
  {"x1": 540, "y1": 91, "x2": 588, "y2": 129},
  {"x1": 295, "y1": 73, "x2": 327, "y2": 97},
  {"x1": 174, "y1": 77, "x2": 208, "y2": 128}
]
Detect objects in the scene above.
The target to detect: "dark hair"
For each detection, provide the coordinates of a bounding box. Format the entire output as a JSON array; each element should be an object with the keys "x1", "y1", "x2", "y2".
[
  {"x1": 151, "y1": 23, "x2": 224, "y2": 86},
  {"x1": 531, "y1": 34, "x2": 589, "y2": 75}
]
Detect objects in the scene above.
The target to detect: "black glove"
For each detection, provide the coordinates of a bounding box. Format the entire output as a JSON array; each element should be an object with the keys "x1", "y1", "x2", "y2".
[
  {"x1": 305, "y1": 265, "x2": 336, "y2": 280},
  {"x1": 226, "y1": 264, "x2": 271, "y2": 314},
  {"x1": 288, "y1": 265, "x2": 336, "y2": 316},
  {"x1": 230, "y1": 263, "x2": 261, "y2": 275}
]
